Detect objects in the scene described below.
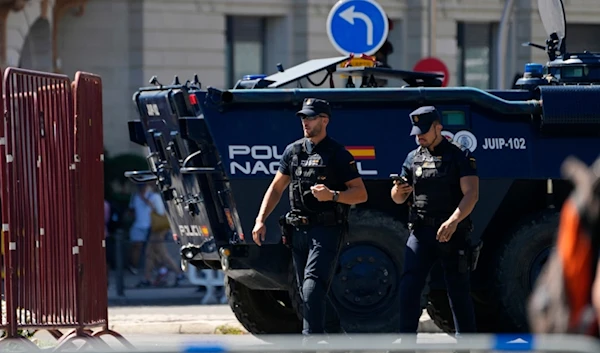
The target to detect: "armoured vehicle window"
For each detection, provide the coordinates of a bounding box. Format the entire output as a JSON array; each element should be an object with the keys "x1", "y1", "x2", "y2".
[
  {"x1": 562, "y1": 66, "x2": 585, "y2": 78},
  {"x1": 442, "y1": 111, "x2": 466, "y2": 126},
  {"x1": 548, "y1": 66, "x2": 600, "y2": 81}
]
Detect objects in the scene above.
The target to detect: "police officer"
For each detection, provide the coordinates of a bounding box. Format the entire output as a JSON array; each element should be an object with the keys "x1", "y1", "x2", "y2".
[
  {"x1": 252, "y1": 98, "x2": 368, "y2": 339},
  {"x1": 391, "y1": 106, "x2": 479, "y2": 340}
]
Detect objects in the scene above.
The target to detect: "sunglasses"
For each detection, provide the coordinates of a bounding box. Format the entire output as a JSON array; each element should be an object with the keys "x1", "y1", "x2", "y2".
[{"x1": 300, "y1": 114, "x2": 327, "y2": 121}]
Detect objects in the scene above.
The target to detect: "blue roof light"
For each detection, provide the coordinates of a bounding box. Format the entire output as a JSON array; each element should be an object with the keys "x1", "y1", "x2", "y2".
[
  {"x1": 242, "y1": 74, "x2": 267, "y2": 81},
  {"x1": 524, "y1": 63, "x2": 544, "y2": 75}
]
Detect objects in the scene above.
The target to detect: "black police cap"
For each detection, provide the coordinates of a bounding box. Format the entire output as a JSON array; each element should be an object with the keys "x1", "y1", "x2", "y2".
[
  {"x1": 409, "y1": 106, "x2": 441, "y2": 136},
  {"x1": 296, "y1": 98, "x2": 332, "y2": 118}
]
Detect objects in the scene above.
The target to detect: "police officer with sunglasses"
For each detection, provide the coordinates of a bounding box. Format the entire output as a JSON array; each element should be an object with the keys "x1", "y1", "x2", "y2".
[{"x1": 252, "y1": 98, "x2": 368, "y2": 342}]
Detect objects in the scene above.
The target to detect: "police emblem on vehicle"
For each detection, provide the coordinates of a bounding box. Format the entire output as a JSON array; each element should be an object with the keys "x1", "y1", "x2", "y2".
[{"x1": 453, "y1": 131, "x2": 478, "y2": 152}]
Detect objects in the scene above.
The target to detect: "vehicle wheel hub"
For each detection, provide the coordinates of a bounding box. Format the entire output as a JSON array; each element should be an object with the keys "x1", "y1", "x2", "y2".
[{"x1": 331, "y1": 244, "x2": 397, "y2": 313}]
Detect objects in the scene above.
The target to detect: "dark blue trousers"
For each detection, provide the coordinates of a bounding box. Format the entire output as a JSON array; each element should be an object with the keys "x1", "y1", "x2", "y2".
[
  {"x1": 398, "y1": 225, "x2": 476, "y2": 336},
  {"x1": 291, "y1": 225, "x2": 342, "y2": 336}
]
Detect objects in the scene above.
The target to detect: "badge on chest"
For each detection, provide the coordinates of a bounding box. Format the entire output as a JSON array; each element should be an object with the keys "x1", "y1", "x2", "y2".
[
  {"x1": 415, "y1": 166, "x2": 423, "y2": 177},
  {"x1": 415, "y1": 155, "x2": 442, "y2": 178},
  {"x1": 302, "y1": 158, "x2": 322, "y2": 167},
  {"x1": 296, "y1": 154, "x2": 326, "y2": 179},
  {"x1": 301, "y1": 154, "x2": 324, "y2": 168},
  {"x1": 422, "y1": 161, "x2": 436, "y2": 169}
]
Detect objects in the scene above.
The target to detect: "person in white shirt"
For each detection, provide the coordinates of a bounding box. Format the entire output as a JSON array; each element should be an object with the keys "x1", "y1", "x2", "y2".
[
  {"x1": 128, "y1": 183, "x2": 160, "y2": 274},
  {"x1": 133, "y1": 183, "x2": 185, "y2": 287}
]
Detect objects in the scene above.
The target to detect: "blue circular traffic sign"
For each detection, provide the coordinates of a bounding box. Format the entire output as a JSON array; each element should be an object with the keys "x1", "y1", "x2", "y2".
[{"x1": 326, "y1": 0, "x2": 389, "y2": 56}]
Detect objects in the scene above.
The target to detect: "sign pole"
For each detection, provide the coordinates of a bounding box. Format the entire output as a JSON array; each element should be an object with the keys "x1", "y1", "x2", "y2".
[
  {"x1": 428, "y1": 0, "x2": 437, "y2": 57},
  {"x1": 496, "y1": 0, "x2": 515, "y2": 89}
]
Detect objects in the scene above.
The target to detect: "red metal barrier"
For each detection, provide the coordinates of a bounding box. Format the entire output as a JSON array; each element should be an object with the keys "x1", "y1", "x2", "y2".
[
  {"x1": 72, "y1": 72, "x2": 107, "y2": 329},
  {"x1": 0, "y1": 68, "x2": 131, "y2": 351}
]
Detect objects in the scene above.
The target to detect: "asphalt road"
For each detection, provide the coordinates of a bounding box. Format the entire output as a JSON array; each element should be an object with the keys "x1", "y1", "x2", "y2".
[
  {"x1": 29, "y1": 304, "x2": 455, "y2": 352},
  {"x1": 23, "y1": 305, "x2": 598, "y2": 352},
  {"x1": 77, "y1": 333, "x2": 456, "y2": 352}
]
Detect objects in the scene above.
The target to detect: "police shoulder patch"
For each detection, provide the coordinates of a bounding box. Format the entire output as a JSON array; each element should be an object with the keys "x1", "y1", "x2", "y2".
[{"x1": 469, "y1": 156, "x2": 477, "y2": 170}]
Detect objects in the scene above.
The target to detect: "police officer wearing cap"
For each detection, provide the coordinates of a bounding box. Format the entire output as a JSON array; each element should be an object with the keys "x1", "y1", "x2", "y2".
[
  {"x1": 252, "y1": 98, "x2": 368, "y2": 338},
  {"x1": 391, "y1": 106, "x2": 479, "y2": 339}
]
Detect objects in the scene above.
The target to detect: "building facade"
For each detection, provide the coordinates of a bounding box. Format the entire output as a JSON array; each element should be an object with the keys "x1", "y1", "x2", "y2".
[{"x1": 0, "y1": 0, "x2": 599, "y2": 157}]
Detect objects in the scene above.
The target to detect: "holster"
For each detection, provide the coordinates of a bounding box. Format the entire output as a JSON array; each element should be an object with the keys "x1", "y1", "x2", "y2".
[
  {"x1": 279, "y1": 214, "x2": 293, "y2": 247},
  {"x1": 458, "y1": 239, "x2": 483, "y2": 273},
  {"x1": 458, "y1": 249, "x2": 469, "y2": 274},
  {"x1": 469, "y1": 240, "x2": 483, "y2": 271}
]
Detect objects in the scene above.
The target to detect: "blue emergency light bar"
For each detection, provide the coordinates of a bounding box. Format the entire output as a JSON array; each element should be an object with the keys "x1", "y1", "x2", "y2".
[
  {"x1": 242, "y1": 74, "x2": 267, "y2": 81},
  {"x1": 524, "y1": 63, "x2": 544, "y2": 76}
]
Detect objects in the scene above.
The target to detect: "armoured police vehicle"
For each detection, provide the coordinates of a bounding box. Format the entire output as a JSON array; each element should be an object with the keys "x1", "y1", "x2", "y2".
[{"x1": 125, "y1": 0, "x2": 599, "y2": 334}]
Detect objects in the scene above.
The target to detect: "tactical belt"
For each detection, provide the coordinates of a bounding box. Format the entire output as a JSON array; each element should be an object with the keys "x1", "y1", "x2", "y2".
[{"x1": 285, "y1": 210, "x2": 342, "y2": 227}]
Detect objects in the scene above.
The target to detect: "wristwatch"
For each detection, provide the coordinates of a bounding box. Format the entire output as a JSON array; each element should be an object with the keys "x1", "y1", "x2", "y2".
[{"x1": 332, "y1": 191, "x2": 340, "y2": 202}]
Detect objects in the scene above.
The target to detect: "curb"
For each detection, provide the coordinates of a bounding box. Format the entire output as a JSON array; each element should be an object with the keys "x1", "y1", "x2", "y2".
[
  {"x1": 109, "y1": 314, "x2": 444, "y2": 335},
  {"x1": 108, "y1": 296, "x2": 205, "y2": 307},
  {"x1": 109, "y1": 320, "x2": 246, "y2": 335}
]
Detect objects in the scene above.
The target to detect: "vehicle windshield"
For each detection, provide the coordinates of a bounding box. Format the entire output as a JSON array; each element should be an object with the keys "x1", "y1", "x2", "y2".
[{"x1": 548, "y1": 65, "x2": 600, "y2": 81}]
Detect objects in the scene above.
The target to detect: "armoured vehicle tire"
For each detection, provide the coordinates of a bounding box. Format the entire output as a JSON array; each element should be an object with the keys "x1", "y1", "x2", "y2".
[
  {"x1": 494, "y1": 210, "x2": 558, "y2": 333},
  {"x1": 305, "y1": 209, "x2": 409, "y2": 333},
  {"x1": 224, "y1": 276, "x2": 302, "y2": 335}
]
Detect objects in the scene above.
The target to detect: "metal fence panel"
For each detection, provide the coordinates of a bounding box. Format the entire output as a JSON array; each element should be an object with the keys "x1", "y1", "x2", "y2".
[
  {"x1": 72, "y1": 72, "x2": 107, "y2": 327},
  {"x1": 2, "y1": 68, "x2": 78, "y2": 336},
  {"x1": 0, "y1": 67, "x2": 131, "y2": 351}
]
